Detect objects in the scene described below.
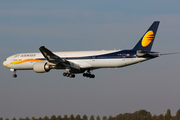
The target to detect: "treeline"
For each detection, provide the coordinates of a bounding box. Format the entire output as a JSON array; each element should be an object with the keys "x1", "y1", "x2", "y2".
[{"x1": 1, "y1": 109, "x2": 180, "y2": 120}]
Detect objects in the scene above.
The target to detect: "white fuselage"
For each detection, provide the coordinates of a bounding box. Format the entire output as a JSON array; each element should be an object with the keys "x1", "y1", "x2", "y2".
[{"x1": 3, "y1": 50, "x2": 148, "y2": 71}]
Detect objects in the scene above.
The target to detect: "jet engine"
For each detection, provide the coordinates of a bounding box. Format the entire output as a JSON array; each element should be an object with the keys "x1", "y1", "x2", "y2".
[{"x1": 33, "y1": 61, "x2": 52, "y2": 73}]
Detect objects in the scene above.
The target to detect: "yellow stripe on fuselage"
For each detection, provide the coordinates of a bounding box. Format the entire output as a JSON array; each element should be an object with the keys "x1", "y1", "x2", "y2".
[{"x1": 8, "y1": 59, "x2": 42, "y2": 66}]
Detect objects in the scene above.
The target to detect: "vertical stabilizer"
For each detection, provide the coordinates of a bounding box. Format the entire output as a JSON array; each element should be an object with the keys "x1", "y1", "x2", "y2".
[{"x1": 133, "y1": 21, "x2": 160, "y2": 51}]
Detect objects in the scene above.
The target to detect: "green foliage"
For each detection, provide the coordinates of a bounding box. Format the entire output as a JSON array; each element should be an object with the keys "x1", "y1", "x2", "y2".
[
  {"x1": 90, "y1": 116, "x2": 95, "y2": 120},
  {"x1": 32, "y1": 117, "x2": 36, "y2": 120},
  {"x1": 158, "y1": 114, "x2": 164, "y2": 120},
  {"x1": 126, "y1": 116, "x2": 130, "y2": 120},
  {"x1": 63, "y1": 115, "x2": 68, "y2": 120},
  {"x1": 25, "y1": 117, "x2": 30, "y2": 120},
  {"x1": 176, "y1": 109, "x2": 180, "y2": 120},
  {"x1": 38, "y1": 117, "x2": 42, "y2": 120},
  {"x1": 121, "y1": 116, "x2": 125, "y2": 120},
  {"x1": 138, "y1": 110, "x2": 151, "y2": 117},
  {"x1": 70, "y1": 115, "x2": 75, "y2": 120},
  {"x1": 103, "y1": 116, "x2": 107, "y2": 120},
  {"x1": 50, "y1": 115, "x2": 56, "y2": 120},
  {"x1": 82, "y1": 115, "x2": 88, "y2": 120},
  {"x1": 2, "y1": 109, "x2": 180, "y2": 120},
  {"x1": 146, "y1": 113, "x2": 152, "y2": 120},
  {"x1": 108, "y1": 116, "x2": 113, "y2": 120},
  {"x1": 140, "y1": 115, "x2": 144, "y2": 120},
  {"x1": 57, "y1": 115, "x2": 62, "y2": 120},
  {"x1": 115, "y1": 115, "x2": 120, "y2": 120},
  {"x1": 132, "y1": 113, "x2": 138, "y2": 120},
  {"x1": 96, "y1": 116, "x2": 101, "y2": 120},
  {"x1": 152, "y1": 115, "x2": 157, "y2": 120},
  {"x1": 75, "y1": 115, "x2": 81, "y2": 120},
  {"x1": 165, "y1": 109, "x2": 172, "y2": 120},
  {"x1": 43, "y1": 116, "x2": 49, "y2": 120}
]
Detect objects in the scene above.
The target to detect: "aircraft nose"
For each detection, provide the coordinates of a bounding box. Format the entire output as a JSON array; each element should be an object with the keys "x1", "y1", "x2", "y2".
[{"x1": 3, "y1": 60, "x2": 7, "y2": 67}]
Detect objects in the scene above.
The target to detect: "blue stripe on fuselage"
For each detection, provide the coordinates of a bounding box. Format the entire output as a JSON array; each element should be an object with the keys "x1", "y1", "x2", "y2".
[{"x1": 36, "y1": 50, "x2": 138, "y2": 60}]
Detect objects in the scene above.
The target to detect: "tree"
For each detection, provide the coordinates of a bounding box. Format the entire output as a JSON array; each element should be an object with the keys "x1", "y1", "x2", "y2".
[
  {"x1": 82, "y1": 115, "x2": 88, "y2": 120},
  {"x1": 63, "y1": 115, "x2": 69, "y2": 120},
  {"x1": 152, "y1": 115, "x2": 157, "y2": 120},
  {"x1": 138, "y1": 110, "x2": 151, "y2": 117},
  {"x1": 132, "y1": 113, "x2": 138, "y2": 120},
  {"x1": 108, "y1": 116, "x2": 113, "y2": 120},
  {"x1": 146, "y1": 113, "x2": 152, "y2": 120},
  {"x1": 118, "y1": 114, "x2": 122, "y2": 120},
  {"x1": 38, "y1": 117, "x2": 42, "y2": 120},
  {"x1": 165, "y1": 109, "x2": 172, "y2": 120},
  {"x1": 158, "y1": 114, "x2": 164, "y2": 120},
  {"x1": 19, "y1": 118, "x2": 23, "y2": 120},
  {"x1": 0, "y1": 118, "x2": 3, "y2": 120},
  {"x1": 140, "y1": 115, "x2": 145, "y2": 120},
  {"x1": 103, "y1": 116, "x2": 107, "y2": 120},
  {"x1": 43, "y1": 116, "x2": 49, "y2": 120},
  {"x1": 32, "y1": 117, "x2": 36, "y2": 120},
  {"x1": 70, "y1": 115, "x2": 75, "y2": 120},
  {"x1": 176, "y1": 109, "x2": 180, "y2": 120},
  {"x1": 90, "y1": 116, "x2": 95, "y2": 120},
  {"x1": 126, "y1": 116, "x2": 130, "y2": 120},
  {"x1": 57, "y1": 115, "x2": 62, "y2": 120},
  {"x1": 115, "y1": 115, "x2": 120, "y2": 120},
  {"x1": 96, "y1": 116, "x2": 101, "y2": 120},
  {"x1": 51, "y1": 115, "x2": 56, "y2": 120},
  {"x1": 25, "y1": 117, "x2": 30, "y2": 120},
  {"x1": 5, "y1": 118, "x2": 9, "y2": 120},
  {"x1": 75, "y1": 115, "x2": 81, "y2": 120},
  {"x1": 12, "y1": 117, "x2": 16, "y2": 120}
]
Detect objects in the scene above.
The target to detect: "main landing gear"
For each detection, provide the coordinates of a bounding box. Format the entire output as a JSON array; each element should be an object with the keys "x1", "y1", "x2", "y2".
[
  {"x1": 63, "y1": 72, "x2": 75, "y2": 78},
  {"x1": 83, "y1": 73, "x2": 95, "y2": 78},
  {"x1": 83, "y1": 69, "x2": 95, "y2": 78}
]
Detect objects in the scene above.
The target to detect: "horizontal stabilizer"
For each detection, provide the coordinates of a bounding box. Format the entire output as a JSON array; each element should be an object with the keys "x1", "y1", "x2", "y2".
[{"x1": 136, "y1": 50, "x2": 160, "y2": 58}]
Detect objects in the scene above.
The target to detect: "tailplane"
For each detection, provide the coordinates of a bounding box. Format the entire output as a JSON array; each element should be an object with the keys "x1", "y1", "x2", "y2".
[{"x1": 133, "y1": 21, "x2": 160, "y2": 51}]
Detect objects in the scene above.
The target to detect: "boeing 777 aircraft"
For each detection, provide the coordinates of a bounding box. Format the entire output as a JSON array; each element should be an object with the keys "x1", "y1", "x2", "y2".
[{"x1": 3, "y1": 21, "x2": 173, "y2": 78}]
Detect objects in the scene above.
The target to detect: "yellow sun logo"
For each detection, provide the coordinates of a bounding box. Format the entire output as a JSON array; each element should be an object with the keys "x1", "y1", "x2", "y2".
[{"x1": 141, "y1": 30, "x2": 154, "y2": 47}]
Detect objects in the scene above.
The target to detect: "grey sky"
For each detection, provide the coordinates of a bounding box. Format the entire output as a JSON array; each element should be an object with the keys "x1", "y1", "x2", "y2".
[{"x1": 1, "y1": 0, "x2": 180, "y2": 119}]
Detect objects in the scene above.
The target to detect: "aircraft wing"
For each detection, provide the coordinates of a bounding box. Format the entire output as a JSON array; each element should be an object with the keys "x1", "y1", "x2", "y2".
[
  {"x1": 39, "y1": 46, "x2": 81, "y2": 71},
  {"x1": 39, "y1": 46, "x2": 68, "y2": 63}
]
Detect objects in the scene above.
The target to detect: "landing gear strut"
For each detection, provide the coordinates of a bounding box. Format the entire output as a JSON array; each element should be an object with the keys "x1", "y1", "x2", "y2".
[
  {"x1": 83, "y1": 69, "x2": 95, "y2": 78},
  {"x1": 11, "y1": 69, "x2": 17, "y2": 78},
  {"x1": 63, "y1": 72, "x2": 75, "y2": 78}
]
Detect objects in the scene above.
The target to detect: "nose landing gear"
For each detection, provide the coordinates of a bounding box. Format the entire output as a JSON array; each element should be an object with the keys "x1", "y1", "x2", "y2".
[{"x1": 11, "y1": 69, "x2": 17, "y2": 78}]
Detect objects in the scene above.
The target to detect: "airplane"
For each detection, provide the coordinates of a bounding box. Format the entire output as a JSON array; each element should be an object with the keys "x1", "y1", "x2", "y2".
[{"x1": 3, "y1": 21, "x2": 174, "y2": 78}]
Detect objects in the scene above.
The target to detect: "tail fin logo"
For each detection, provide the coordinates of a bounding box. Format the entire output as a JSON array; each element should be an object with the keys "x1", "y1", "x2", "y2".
[{"x1": 141, "y1": 30, "x2": 154, "y2": 47}]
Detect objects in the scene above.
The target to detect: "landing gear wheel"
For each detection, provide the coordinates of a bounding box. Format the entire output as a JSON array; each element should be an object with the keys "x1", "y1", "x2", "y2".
[
  {"x1": 63, "y1": 72, "x2": 67, "y2": 76},
  {"x1": 69, "y1": 74, "x2": 75, "y2": 78},
  {"x1": 90, "y1": 74, "x2": 95, "y2": 78},
  {"x1": 83, "y1": 73, "x2": 86, "y2": 77},
  {"x1": 83, "y1": 72, "x2": 95, "y2": 78},
  {"x1": 63, "y1": 72, "x2": 75, "y2": 78},
  {"x1": 13, "y1": 74, "x2": 17, "y2": 78}
]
